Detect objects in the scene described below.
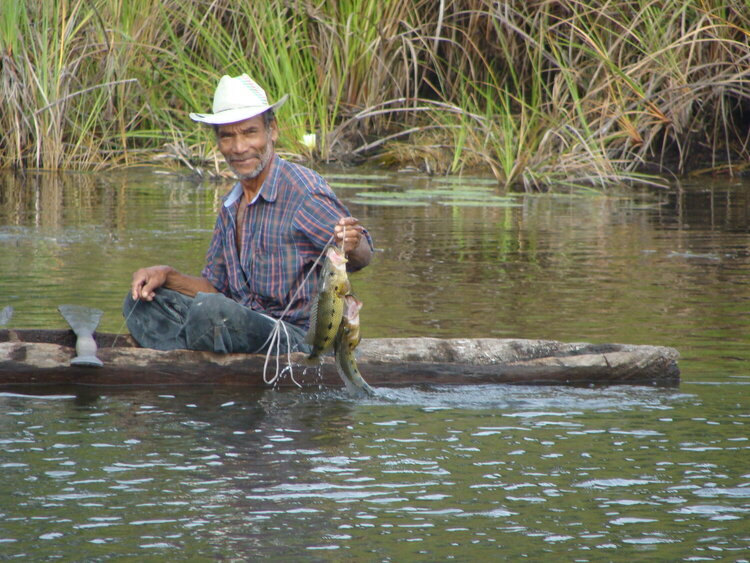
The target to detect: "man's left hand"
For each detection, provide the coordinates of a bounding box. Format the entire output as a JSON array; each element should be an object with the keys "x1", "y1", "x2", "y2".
[
  {"x1": 334, "y1": 217, "x2": 365, "y2": 254},
  {"x1": 334, "y1": 217, "x2": 372, "y2": 270}
]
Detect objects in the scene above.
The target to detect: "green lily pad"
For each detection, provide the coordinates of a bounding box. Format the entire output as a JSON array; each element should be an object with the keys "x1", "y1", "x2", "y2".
[
  {"x1": 437, "y1": 200, "x2": 523, "y2": 207},
  {"x1": 412, "y1": 191, "x2": 516, "y2": 202},
  {"x1": 348, "y1": 198, "x2": 429, "y2": 207},
  {"x1": 432, "y1": 176, "x2": 500, "y2": 186},
  {"x1": 324, "y1": 173, "x2": 392, "y2": 181},
  {"x1": 353, "y1": 191, "x2": 423, "y2": 200},
  {"x1": 330, "y1": 182, "x2": 387, "y2": 189},
  {"x1": 349, "y1": 186, "x2": 525, "y2": 207}
]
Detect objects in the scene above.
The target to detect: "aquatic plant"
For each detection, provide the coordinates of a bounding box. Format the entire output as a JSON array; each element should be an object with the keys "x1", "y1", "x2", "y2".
[{"x1": 1, "y1": 0, "x2": 748, "y2": 189}]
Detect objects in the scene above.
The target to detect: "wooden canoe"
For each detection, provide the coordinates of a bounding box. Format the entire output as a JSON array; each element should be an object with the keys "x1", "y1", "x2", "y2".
[{"x1": 0, "y1": 328, "x2": 680, "y2": 388}]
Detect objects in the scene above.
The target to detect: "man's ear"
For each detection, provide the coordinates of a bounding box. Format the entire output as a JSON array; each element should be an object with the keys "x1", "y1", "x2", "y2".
[{"x1": 269, "y1": 119, "x2": 279, "y2": 143}]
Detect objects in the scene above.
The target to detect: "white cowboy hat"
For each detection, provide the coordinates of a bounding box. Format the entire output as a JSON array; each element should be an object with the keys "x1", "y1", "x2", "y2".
[{"x1": 189, "y1": 74, "x2": 288, "y2": 125}]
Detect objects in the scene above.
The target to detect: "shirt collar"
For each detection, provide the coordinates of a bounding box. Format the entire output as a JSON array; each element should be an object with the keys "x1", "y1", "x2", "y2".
[
  {"x1": 223, "y1": 182, "x2": 243, "y2": 208},
  {"x1": 222, "y1": 155, "x2": 281, "y2": 208}
]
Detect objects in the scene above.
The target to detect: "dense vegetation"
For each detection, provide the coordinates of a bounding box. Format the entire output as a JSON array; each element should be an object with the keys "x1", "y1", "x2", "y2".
[{"x1": 1, "y1": 0, "x2": 748, "y2": 189}]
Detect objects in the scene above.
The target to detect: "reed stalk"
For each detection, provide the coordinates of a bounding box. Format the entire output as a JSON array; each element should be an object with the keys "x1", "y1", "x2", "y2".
[{"x1": 1, "y1": 0, "x2": 748, "y2": 189}]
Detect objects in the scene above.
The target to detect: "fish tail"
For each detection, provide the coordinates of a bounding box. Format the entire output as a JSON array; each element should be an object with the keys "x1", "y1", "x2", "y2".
[
  {"x1": 302, "y1": 352, "x2": 323, "y2": 367},
  {"x1": 334, "y1": 332, "x2": 375, "y2": 397}
]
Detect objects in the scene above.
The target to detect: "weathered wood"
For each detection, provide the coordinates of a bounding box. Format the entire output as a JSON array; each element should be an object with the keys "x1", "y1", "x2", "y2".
[{"x1": 0, "y1": 329, "x2": 680, "y2": 388}]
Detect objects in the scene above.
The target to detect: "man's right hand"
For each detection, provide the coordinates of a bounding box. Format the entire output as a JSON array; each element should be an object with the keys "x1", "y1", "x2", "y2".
[{"x1": 131, "y1": 265, "x2": 172, "y2": 301}]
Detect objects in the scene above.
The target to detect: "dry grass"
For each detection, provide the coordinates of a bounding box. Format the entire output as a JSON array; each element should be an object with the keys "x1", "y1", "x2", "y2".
[{"x1": 1, "y1": 0, "x2": 748, "y2": 189}]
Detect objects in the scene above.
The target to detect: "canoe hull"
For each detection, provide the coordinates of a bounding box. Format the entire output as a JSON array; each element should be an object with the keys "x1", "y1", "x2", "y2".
[{"x1": 0, "y1": 329, "x2": 680, "y2": 388}]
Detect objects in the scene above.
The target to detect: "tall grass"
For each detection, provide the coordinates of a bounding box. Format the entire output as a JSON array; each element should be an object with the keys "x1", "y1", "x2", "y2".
[{"x1": 1, "y1": 0, "x2": 748, "y2": 189}]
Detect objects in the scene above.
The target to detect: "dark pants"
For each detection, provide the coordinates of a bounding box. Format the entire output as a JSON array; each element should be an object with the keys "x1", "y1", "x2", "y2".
[{"x1": 122, "y1": 289, "x2": 309, "y2": 354}]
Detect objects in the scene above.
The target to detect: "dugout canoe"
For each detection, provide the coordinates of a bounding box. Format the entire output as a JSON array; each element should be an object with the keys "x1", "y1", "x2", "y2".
[{"x1": 0, "y1": 328, "x2": 680, "y2": 388}]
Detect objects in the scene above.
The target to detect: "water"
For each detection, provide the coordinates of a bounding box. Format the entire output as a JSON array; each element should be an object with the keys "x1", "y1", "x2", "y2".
[{"x1": 0, "y1": 169, "x2": 749, "y2": 560}]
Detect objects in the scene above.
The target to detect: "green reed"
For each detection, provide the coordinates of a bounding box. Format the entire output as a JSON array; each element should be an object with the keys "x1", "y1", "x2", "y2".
[{"x1": 1, "y1": 0, "x2": 748, "y2": 189}]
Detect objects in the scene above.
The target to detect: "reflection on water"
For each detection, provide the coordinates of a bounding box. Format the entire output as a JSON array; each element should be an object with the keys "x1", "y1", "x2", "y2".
[
  {"x1": 0, "y1": 170, "x2": 219, "y2": 328},
  {"x1": 0, "y1": 385, "x2": 747, "y2": 560},
  {"x1": 1, "y1": 169, "x2": 749, "y2": 559},
  {"x1": 375, "y1": 383, "x2": 693, "y2": 412}
]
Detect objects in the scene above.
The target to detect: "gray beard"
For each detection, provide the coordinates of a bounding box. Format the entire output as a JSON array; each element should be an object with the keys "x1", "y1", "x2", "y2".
[{"x1": 231, "y1": 141, "x2": 273, "y2": 181}]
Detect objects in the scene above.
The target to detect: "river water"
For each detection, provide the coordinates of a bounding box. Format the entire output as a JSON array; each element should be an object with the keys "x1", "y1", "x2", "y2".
[{"x1": 0, "y1": 169, "x2": 748, "y2": 560}]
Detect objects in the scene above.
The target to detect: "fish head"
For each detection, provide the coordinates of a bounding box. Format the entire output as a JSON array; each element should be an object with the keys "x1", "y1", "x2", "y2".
[
  {"x1": 326, "y1": 245, "x2": 348, "y2": 268},
  {"x1": 343, "y1": 294, "x2": 363, "y2": 323},
  {"x1": 343, "y1": 295, "x2": 363, "y2": 349},
  {"x1": 322, "y1": 246, "x2": 350, "y2": 296}
]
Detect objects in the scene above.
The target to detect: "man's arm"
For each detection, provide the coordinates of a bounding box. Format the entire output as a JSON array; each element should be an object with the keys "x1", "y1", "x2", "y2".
[{"x1": 131, "y1": 265, "x2": 218, "y2": 301}]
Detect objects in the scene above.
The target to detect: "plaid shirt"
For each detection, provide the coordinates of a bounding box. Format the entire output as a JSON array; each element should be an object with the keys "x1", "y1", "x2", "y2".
[{"x1": 202, "y1": 155, "x2": 369, "y2": 328}]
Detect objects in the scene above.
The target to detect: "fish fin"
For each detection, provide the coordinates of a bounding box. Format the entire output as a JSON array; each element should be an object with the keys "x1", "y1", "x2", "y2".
[
  {"x1": 302, "y1": 354, "x2": 322, "y2": 367},
  {"x1": 305, "y1": 298, "x2": 319, "y2": 346}
]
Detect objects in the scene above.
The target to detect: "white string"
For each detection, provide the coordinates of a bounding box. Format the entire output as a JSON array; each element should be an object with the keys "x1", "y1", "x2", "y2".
[
  {"x1": 260, "y1": 232, "x2": 339, "y2": 386},
  {"x1": 112, "y1": 296, "x2": 141, "y2": 348},
  {"x1": 258, "y1": 312, "x2": 298, "y2": 387}
]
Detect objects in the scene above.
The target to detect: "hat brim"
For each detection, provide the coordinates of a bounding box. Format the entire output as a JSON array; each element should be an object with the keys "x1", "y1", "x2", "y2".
[{"x1": 189, "y1": 94, "x2": 288, "y2": 125}]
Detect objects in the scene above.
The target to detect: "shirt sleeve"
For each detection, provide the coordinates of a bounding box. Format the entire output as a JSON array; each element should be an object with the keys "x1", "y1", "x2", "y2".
[
  {"x1": 294, "y1": 192, "x2": 349, "y2": 252},
  {"x1": 201, "y1": 212, "x2": 230, "y2": 294}
]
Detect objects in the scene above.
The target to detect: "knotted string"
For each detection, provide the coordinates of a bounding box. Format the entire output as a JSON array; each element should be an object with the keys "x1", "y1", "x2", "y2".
[
  {"x1": 112, "y1": 295, "x2": 140, "y2": 348},
  {"x1": 259, "y1": 229, "x2": 343, "y2": 386}
]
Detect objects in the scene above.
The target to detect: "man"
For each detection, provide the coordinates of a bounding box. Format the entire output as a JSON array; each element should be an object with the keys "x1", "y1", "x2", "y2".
[{"x1": 123, "y1": 74, "x2": 373, "y2": 354}]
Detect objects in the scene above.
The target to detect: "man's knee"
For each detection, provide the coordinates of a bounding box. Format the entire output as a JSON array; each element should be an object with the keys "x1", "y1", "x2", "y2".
[
  {"x1": 189, "y1": 292, "x2": 238, "y2": 324},
  {"x1": 122, "y1": 289, "x2": 193, "y2": 350}
]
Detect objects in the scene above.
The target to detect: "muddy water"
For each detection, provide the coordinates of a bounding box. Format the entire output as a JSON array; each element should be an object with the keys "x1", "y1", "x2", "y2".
[{"x1": 0, "y1": 169, "x2": 748, "y2": 560}]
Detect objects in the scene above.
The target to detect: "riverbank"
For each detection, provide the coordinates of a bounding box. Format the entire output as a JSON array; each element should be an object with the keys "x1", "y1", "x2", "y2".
[{"x1": 2, "y1": 1, "x2": 748, "y2": 189}]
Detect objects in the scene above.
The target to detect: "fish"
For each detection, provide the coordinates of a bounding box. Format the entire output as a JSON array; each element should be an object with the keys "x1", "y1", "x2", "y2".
[
  {"x1": 304, "y1": 245, "x2": 350, "y2": 365},
  {"x1": 334, "y1": 294, "x2": 375, "y2": 397},
  {"x1": 0, "y1": 306, "x2": 13, "y2": 327}
]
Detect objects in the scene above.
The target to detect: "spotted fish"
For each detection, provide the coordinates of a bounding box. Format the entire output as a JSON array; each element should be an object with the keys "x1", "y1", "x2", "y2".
[
  {"x1": 304, "y1": 246, "x2": 350, "y2": 365},
  {"x1": 334, "y1": 294, "x2": 375, "y2": 397}
]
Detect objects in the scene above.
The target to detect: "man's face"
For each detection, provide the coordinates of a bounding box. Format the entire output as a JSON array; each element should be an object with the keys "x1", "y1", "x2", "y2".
[{"x1": 217, "y1": 114, "x2": 278, "y2": 180}]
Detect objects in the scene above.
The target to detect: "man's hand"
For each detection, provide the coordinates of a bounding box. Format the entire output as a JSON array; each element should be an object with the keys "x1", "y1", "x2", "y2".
[
  {"x1": 130, "y1": 265, "x2": 218, "y2": 301},
  {"x1": 334, "y1": 217, "x2": 366, "y2": 254},
  {"x1": 334, "y1": 217, "x2": 372, "y2": 270},
  {"x1": 131, "y1": 265, "x2": 172, "y2": 301}
]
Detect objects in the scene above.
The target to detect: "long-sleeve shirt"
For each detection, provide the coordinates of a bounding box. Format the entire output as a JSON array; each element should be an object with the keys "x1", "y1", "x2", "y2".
[{"x1": 202, "y1": 155, "x2": 370, "y2": 328}]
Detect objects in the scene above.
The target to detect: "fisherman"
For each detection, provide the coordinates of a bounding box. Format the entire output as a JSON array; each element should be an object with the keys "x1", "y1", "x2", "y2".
[{"x1": 124, "y1": 74, "x2": 373, "y2": 353}]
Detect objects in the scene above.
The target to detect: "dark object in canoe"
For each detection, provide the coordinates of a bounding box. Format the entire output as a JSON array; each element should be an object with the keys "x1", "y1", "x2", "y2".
[{"x1": 0, "y1": 328, "x2": 680, "y2": 388}]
